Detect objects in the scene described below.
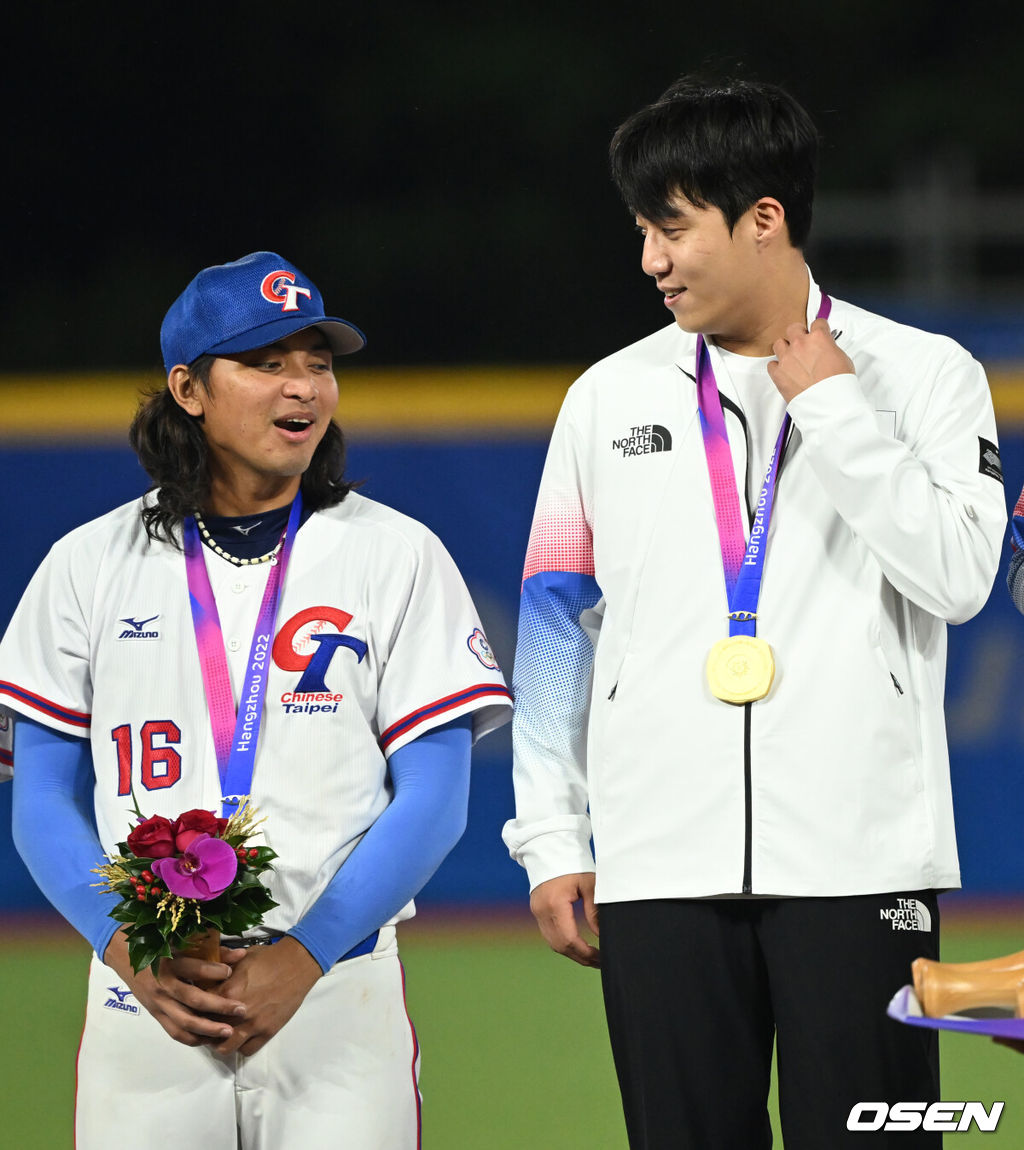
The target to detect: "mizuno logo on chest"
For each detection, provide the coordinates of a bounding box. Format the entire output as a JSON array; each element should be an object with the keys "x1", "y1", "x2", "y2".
[{"x1": 117, "y1": 615, "x2": 160, "y2": 640}]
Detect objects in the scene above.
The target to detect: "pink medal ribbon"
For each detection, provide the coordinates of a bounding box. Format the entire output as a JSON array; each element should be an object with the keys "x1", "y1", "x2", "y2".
[
  {"x1": 696, "y1": 295, "x2": 832, "y2": 637},
  {"x1": 184, "y1": 494, "x2": 303, "y2": 817}
]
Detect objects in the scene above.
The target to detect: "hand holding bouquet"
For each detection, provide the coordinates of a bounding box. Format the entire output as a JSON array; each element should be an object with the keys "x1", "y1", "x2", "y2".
[{"x1": 94, "y1": 798, "x2": 277, "y2": 975}]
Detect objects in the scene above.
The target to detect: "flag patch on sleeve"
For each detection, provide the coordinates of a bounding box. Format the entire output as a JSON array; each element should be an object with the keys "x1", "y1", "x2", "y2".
[{"x1": 979, "y1": 437, "x2": 1003, "y2": 483}]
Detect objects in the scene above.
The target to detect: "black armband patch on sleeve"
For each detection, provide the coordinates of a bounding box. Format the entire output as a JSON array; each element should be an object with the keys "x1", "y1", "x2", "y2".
[{"x1": 979, "y1": 437, "x2": 1003, "y2": 483}]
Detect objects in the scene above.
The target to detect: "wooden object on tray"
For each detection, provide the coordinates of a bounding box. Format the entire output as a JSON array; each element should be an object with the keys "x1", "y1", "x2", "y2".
[{"x1": 912, "y1": 950, "x2": 1024, "y2": 1018}]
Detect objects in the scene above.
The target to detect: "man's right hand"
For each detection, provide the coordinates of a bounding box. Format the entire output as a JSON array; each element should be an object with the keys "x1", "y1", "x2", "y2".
[
  {"x1": 529, "y1": 873, "x2": 600, "y2": 968},
  {"x1": 103, "y1": 928, "x2": 248, "y2": 1047}
]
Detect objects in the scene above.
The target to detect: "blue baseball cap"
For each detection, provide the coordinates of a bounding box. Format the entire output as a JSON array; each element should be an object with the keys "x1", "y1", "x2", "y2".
[{"x1": 160, "y1": 251, "x2": 366, "y2": 374}]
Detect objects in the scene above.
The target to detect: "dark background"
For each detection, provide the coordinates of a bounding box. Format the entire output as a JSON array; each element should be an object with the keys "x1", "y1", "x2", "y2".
[{"x1": 7, "y1": 1, "x2": 1024, "y2": 372}]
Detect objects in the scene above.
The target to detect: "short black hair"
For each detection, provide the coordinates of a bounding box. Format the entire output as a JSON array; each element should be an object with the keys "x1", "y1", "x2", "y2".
[{"x1": 609, "y1": 76, "x2": 819, "y2": 248}]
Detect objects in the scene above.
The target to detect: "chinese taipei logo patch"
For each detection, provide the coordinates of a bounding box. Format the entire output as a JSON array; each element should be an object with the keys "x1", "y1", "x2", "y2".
[{"x1": 272, "y1": 606, "x2": 368, "y2": 714}]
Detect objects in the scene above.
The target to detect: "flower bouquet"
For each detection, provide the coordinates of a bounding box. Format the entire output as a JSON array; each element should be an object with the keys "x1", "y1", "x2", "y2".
[{"x1": 93, "y1": 797, "x2": 278, "y2": 976}]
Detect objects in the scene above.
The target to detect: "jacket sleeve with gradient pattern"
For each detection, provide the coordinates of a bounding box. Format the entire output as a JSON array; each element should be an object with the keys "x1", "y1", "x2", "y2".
[{"x1": 502, "y1": 390, "x2": 602, "y2": 891}]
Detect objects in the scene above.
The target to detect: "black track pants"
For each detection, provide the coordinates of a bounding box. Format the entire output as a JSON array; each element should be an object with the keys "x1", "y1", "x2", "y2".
[{"x1": 599, "y1": 894, "x2": 941, "y2": 1149}]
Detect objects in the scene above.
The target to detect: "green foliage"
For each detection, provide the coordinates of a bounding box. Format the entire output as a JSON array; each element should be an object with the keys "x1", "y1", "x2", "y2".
[
  {"x1": 98, "y1": 837, "x2": 279, "y2": 975},
  {"x1": 127, "y1": 925, "x2": 174, "y2": 974}
]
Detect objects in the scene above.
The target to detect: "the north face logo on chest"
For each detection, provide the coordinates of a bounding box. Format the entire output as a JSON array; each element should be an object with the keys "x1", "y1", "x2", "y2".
[{"x1": 612, "y1": 424, "x2": 673, "y2": 457}]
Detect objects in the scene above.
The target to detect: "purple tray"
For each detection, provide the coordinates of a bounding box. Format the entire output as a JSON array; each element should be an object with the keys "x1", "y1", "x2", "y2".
[{"x1": 887, "y1": 985, "x2": 1024, "y2": 1040}]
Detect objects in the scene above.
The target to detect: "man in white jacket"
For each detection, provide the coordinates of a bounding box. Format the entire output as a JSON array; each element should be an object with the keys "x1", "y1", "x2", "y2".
[{"x1": 504, "y1": 77, "x2": 1006, "y2": 1148}]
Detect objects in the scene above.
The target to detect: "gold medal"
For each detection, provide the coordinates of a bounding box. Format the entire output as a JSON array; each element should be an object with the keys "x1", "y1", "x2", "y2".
[{"x1": 706, "y1": 636, "x2": 775, "y2": 704}]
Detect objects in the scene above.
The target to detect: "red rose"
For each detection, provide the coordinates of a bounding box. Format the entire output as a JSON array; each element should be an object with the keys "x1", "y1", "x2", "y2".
[
  {"x1": 126, "y1": 816, "x2": 176, "y2": 859},
  {"x1": 172, "y1": 809, "x2": 229, "y2": 852}
]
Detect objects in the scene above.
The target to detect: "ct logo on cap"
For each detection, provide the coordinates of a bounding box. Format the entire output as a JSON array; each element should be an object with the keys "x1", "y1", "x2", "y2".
[{"x1": 260, "y1": 269, "x2": 313, "y2": 313}]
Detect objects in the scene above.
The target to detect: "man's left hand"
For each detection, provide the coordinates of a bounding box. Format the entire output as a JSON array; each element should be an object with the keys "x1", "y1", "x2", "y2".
[
  {"x1": 767, "y1": 317, "x2": 855, "y2": 401},
  {"x1": 211, "y1": 937, "x2": 322, "y2": 1056}
]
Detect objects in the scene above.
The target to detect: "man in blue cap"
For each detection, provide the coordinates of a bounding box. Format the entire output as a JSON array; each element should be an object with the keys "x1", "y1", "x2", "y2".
[{"x1": 0, "y1": 252, "x2": 512, "y2": 1148}]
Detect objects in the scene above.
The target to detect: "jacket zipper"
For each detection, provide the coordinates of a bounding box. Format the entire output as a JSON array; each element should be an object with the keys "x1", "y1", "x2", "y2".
[
  {"x1": 731, "y1": 401, "x2": 796, "y2": 894},
  {"x1": 742, "y1": 702, "x2": 753, "y2": 893},
  {"x1": 722, "y1": 395, "x2": 757, "y2": 894}
]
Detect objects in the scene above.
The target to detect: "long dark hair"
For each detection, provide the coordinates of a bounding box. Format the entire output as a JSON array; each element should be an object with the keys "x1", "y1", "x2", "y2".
[{"x1": 128, "y1": 355, "x2": 356, "y2": 545}]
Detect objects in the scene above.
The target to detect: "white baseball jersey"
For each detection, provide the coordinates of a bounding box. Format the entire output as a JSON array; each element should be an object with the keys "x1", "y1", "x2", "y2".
[{"x1": 0, "y1": 491, "x2": 512, "y2": 931}]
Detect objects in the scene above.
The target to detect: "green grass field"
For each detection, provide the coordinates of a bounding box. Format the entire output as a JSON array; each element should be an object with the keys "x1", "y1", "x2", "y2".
[{"x1": 1, "y1": 908, "x2": 1022, "y2": 1147}]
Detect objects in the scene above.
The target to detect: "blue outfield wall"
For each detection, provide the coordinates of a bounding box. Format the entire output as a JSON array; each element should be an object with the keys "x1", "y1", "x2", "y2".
[{"x1": 1, "y1": 433, "x2": 1023, "y2": 911}]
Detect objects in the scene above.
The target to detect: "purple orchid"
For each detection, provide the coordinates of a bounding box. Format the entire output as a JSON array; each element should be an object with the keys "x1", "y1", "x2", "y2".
[{"x1": 152, "y1": 833, "x2": 238, "y2": 900}]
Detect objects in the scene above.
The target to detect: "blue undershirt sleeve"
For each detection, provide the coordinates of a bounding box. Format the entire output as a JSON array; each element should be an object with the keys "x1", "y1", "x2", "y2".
[
  {"x1": 12, "y1": 717, "x2": 121, "y2": 960},
  {"x1": 286, "y1": 714, "x2": 472, "y2": 973}
]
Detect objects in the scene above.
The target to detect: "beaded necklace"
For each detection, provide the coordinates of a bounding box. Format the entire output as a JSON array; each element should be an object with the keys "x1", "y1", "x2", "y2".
[{"x1": 193, "y1": 512, "x2": 284, "y2": 567}]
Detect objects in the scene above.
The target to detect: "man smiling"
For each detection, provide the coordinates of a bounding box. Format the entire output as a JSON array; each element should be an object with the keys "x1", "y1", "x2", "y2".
[
  {"x1": 0, "y1": 251, "x2": 511, "y2": 1148},
  {"x1": 504, "y1": 78, "x2": 1006, "y2": 1147},
  {"x1": 167, "y1": 326, "x2": 341, "y2": 511}
]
